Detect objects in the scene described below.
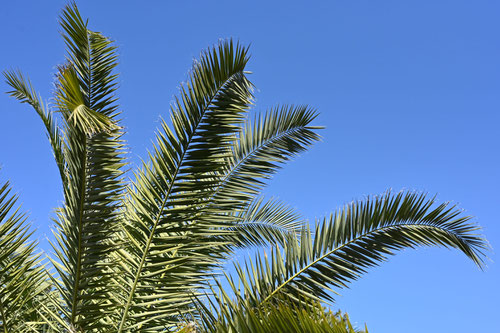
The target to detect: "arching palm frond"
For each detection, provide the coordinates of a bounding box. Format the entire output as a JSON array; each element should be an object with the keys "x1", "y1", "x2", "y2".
[
  {"x1": 116, "y1": 39, "x2": 254, "y2": 331},
  {"x1": 200, "y1": 105, "x2": 321, "y2": 249},
  {"x1": 0, "y1": 181, "x2": 48, "y2": 332},
  {"x1": 4, "y1": 71, "x2": 66, "y2": 186},
  {"x1": 212, "y1": 105, "x2": 321, "y2": 208},
  {"x1": 230, "y1": 191, "x2": 488, "y2": 307}
]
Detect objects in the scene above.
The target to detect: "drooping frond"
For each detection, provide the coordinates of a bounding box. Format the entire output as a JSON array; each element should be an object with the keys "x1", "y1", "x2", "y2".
[
  {"x1": 55, "y1": 64, "x2": 115, "y2": 134},
  {"x1": 46, "y1": 3, "x2": 126, "y2": 331},
  {"x1": 0, "y1": 181, "x2": 48, "y2": 332},
  {"x1": 211, "y1": 105, "x2": 322, "y2": 207},
  {"x1": 231, "y1": 191, "x2": 488, "y2": 306},
  {"x1": 3, "y1": 71, "x2": 66, "y2": 186},
  {"x1": 3, "y1": 3, "x2": 491, "y2": 331},
  {"x1": 116, "y1": 39, "x2": 254, "y2": 331},
  {"x1": 200, "y1": 105, "x2": 321, "y2": 252}
]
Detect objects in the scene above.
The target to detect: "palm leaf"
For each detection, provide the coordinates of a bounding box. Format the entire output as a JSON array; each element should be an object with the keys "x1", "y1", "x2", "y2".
[
  {"x1": 3, "y1": 71, "x2": 66, "y2": 186},
  {"x1": 0, "y1": 181, "x2": 48, "y2": 332},
  {"x1": 45, "y1": 3, "x2": 126, "y2": 330},
  {"x1": 116, "y1": 39, "x2": 254, "y2": 331},
  {"x1": 192, "y1": 284, "x2": 367, "y2": 333},
  {"x1": 225, "y1": 197, "x2": 304, "y2": 248},
  {"x1": 211, "y1": 105, "x2": 322, "y2": 208},
  {"x1": 202, "y1": 105, "x2": 321, "y2": 250},
  {"x1": 231, "y1": 191, "x2": 488, "y2": 306}
]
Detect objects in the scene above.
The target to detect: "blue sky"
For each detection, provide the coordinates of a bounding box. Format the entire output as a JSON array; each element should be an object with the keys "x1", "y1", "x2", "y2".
[{"x1": 1, "y1": 1, "x2": 499, "y2": 331}]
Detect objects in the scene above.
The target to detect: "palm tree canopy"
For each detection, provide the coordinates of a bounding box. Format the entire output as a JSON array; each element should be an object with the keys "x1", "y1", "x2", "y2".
[{"x1": 0, "y1": 3, "x2": 489, "y2": 332}]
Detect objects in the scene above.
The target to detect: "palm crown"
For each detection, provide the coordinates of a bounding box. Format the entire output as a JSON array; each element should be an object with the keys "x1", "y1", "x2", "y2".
[{"x1": 0, "y1": 3, "x2": 488, "y2": 332}]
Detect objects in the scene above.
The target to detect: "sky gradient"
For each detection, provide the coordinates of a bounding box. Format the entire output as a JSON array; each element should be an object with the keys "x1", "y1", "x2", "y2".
[{"x1": 1, "y1": 1, "x2": 499, "y2": 331}]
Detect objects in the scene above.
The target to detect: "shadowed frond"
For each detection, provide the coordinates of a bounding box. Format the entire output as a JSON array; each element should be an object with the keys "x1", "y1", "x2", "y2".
[
  {"x1": 0, "y1": 181, "x2": 48, "y2": 332},
  {"x1": 231, "y1": 191, "x2": 488, "y2": 306}
]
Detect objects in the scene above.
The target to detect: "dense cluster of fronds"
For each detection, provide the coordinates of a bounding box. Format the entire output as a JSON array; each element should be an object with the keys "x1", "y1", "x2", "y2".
[{"x1": 0, "y1": 3, "x2": 488, "y2": 332}]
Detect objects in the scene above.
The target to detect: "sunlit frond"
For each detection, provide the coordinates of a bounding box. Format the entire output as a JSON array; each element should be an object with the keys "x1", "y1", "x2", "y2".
[
  {"x1": 225, "y1": 197, "x2": 304, "y2": 248},
  {"x1": 116, "y1": 39, "x2": 254, "y2": 331},
  {"x1": 46, "y1": 3, "x2": 126, "y2": 330},
  {"x1": 231, "y1": 191, "x2": 488, "y2": 306},
  {"x1": 3, "y1": 70, "x2": 66, "y2": 186},
  {"x1": 212, "y1": 105, "x2": 321, "y2": 207}
]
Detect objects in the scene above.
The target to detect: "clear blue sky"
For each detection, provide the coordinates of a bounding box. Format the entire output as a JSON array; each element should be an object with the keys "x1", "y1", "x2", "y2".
[{"x1": 1, "y1": 1, "x2": 498, "y2": 332}]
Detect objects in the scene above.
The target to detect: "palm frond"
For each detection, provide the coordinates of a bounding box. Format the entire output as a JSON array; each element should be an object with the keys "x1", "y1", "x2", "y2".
[
  {"x1": 231, "y1": 191, "x2": 488, "y2": 306},
  {"x1": 192, "y1": 285, "x2": 367, "y2": 333},
  {"x1": 55, "y1": 64, "x2": 115, "y2": 134},
  {"x1": 201, "y1": 105, "x2": 321, "y2": 252},
  {"x1": 46, "y1": 3, "x2": 126, "y2": 330},
  {"x1": 3, "y1": 70, "x2": 66, "y2": 186},
  {"x1": 59, "y1": 2, "x2": 119, "y2": 119},
  {"x1": 0, "y1": 181, "x2": 48, "y2": 332},
  {"x1": 211, "y1": 105, "x2": 321, "y2": 207},
  {"x1": 225, "y1": 197, "x2": 304, "y2": 248},
  {"x1": 116, "y1": 39, "x2": 254, "y2": 331}
]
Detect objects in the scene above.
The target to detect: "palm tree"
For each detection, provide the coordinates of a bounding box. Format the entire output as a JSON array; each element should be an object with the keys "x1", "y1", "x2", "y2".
[{"x1": 0, "y1": 3, "x2": 488, "y2": 332}]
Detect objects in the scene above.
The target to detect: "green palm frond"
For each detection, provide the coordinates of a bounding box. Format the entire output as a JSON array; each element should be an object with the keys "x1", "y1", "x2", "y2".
[
  {"x1": 212, "y1": 105, "x2": 321, "y2": 207},
  {"x1": 192, "y1": 287, "x2": 367, "y2": 333},
  {"x1": 45, "y1": 3, "x2": 126, "y2": 330},
  {"x1": 2, "y1": 3, "x2": 490, "y2": 331},
  {"x1": 55, "y1": 64, "x2": 115, "y2": 134},
  {"x1": 231, "y1": 191, "x2": 488, "y2": 306},
  {"x1": 3, "y1": 71, "x2": 66, "y2": 186},
  {"x1": 116, "y1": 39, "x2": 254, "y2": 331},
  {"x1": 202, "y1": 105, "x2": 321, "y2": 252},
  {"x1": 59, "y1": 2, "x2": 119, "y2": 119},
  {"x1": 0, "y1": 181, "x2": 48, "y2": 332},
  {"x1": 226, "y1": 197, "x2": 304, "y2": 248}
]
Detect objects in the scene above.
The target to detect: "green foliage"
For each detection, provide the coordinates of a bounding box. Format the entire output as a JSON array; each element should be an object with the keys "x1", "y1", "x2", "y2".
[
  {"x1": 0, "y1": 181, "x2": 48, "y2": 332},
  {"x1": 195, "y1": 293, "x2": 367, "y2": 333},
  {"x1": 0, "y1": 2, "x2": 488, "y2": 332},
  {"x1": 230, "y1": 191, "x2": 487, "y2": 307}
]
